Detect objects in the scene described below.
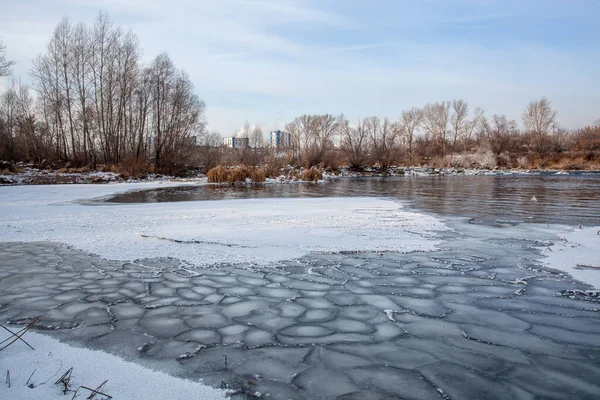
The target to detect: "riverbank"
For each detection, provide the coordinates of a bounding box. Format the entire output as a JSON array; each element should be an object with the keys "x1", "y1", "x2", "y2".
[
  {"x1": 2, "y1": 162, "x2": 598, "y2": 186},
  {"x1": 0, "y1": 163, "x2": 205, "y2": 185}
]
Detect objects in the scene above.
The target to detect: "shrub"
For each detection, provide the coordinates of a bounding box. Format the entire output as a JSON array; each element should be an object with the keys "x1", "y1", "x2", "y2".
[
  {"x1": 301, "y1": 168, "x2": 323, "y2": 182},
  {"x1": 207, "y1": 166, "x2": 230, "y2": 183}
]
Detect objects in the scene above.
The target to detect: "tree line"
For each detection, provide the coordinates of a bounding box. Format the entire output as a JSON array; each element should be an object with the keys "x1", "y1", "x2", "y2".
[
  {"x1": 0, "y1": 13, "x2": 205, "y2": 174},
  {"x1": 1, "y1": 15, "x2": 599, "y2": 174},
  {"x1": 248, "y1": 99, "x2": 597, "y2": 171}
]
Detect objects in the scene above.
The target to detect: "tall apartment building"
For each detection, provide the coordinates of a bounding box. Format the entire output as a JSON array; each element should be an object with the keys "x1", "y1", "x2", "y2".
[
  {"x1": 223, "y1": 137, "x2": 249, "y2": 148},
  {"x1": 270, "y1": 130, "x2": 291, "y2": 149}
]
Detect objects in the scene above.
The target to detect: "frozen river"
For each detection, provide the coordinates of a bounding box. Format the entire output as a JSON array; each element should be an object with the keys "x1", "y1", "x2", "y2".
[{"x1": 0, "y1": 176, "x2": 599, "y2": 399}]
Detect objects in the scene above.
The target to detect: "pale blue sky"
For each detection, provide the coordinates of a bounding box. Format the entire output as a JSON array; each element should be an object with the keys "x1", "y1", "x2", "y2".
[{"x1": 1, "y1": 0, "x2": 599, "y2": 134}]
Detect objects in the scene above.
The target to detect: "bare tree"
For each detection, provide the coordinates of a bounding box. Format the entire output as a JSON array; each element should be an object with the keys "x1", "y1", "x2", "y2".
[
  {"x1": 0, "y1": 40, "x2": 15, "y2": 77},
  {"x1": 0, "y1": 84, "x2": 18, "y2": 158},
  {"x1": 249, "y1": 124, "x2": 264, "y2": 149},
  {"x1": 339, "y1": 115, "x2": 370, "y2": 169},
  {"x1": 285, "y1": 115, "x2": 312, "y2": 166},
  {"x1": 28, "y1": 13, "x2": 205, "y2": 172},
  {"x1": 400, "y1": 107, "x2": 423, "y2": 164},
  {"x1": 368, "y1": 116, "x2": 399, "y2": 169},
  {"x1": 312, "y1": 114, "x2": 338, "y2": 167},
  {"x1": 422, "y1": 101, "x2": 450, "y2": 163},
  {"x1": 450, "y1": 99, "x2": 468, "y2": 156},
  {"x1": 193, "y1": 130, "x2": 222, "y2": 171},
  {"x1": 0, "y1": 80, "x2": 42, "y2": 162},
  {"x1": 285, "y1": 114, "x2": 338, "y2": 167},
  {"x1": 522, "y1": 97, "x2": 557, "y2": 155},
  {"x1": 72, "y1": 22, "x2": 93, "y2": 164},
  {"x1": 54, "y1": 18, "x2": 78, "y2": 161},
  {"x1": 479, "y1": 114, "x2": 518, "y2": 159},
  {"x1": 463, "y1": 106, "x2": 485, "y2": 152}
]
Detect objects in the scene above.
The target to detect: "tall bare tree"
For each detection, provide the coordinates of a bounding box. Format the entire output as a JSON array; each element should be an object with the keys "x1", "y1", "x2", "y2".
[
  {"x1": 368, "y1": 116, "x2": 399, "y2": 169},
  {"x1": 0, "y1": 40, "x2": 15, "y2": 77},
  {"x1": 339, "y1": 115, "x2": 370, "y2": 169},
  {"x1": 522, "y1": 97, "x2": 557, "y2": 155},
  {"x1": 28, "y1": 13, "x2": 205, "y2": 171},
  {"x1": 479, "y1": 114, "x2": 518, "y2": 158},
  {"x1": 463, "y1": 106, "x2": 485, "y2": 152},
  {"x1": 422, "y1": 101, "x2": 450, "y2": 163},
  {"x1": 450, "y1": 99, "x2": 468, "y2": 155},
  {"x1": 285, "y1": 114, "x2": 338, "y2": 167},
  {"x1": 400, "y1": 107, "x2": 423, "y2": 164}
]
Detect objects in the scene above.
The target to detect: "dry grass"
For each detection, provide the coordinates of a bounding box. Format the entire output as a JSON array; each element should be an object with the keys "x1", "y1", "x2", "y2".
[
  {"x1": 228, "y1": 167, "x2": 250, "y2": 183},
  {"x1": 100, "y1": 164, "x2": 119, "y2": 173},
  {"x1": 119, "y1": 161, "x2": 155, "y2": 178},
  {"x1": 250, "y1": 169, "x2": 266, "y2": 182},
  {"x1": 262, "y1": 155, "x2": 285, "y2": 178},
  {"x1": 301, "y1": 168, "x2": 323, "y2": 182},
  {"x1": 207, "y1": 166, "x2": 230, "y2": 183},
  {"x1": 208, "y1": 165, "x2": 267, "y2": 183},
  {"x1": 57, "y1": 166, "x2": 91, "y2": 174}
]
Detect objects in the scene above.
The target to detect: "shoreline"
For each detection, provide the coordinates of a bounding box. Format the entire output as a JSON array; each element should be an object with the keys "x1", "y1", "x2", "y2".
[{"x1": 2, "y1": 164, "x2": 599, "y2": 186}]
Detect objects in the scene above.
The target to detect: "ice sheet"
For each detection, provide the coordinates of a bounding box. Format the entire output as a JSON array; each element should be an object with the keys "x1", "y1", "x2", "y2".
[{"x1": 0, "y1": 184, "x2": 448, "y2": 267}]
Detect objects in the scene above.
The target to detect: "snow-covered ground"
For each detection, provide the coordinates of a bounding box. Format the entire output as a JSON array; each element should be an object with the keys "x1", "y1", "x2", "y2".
[
  {"x1": 0, "y1": 183, "x2": 449, "y2": 267},
  {"x1": 542, "y1": 226, "x2": 600, "y2": 289},
  {"x1": 0, "y1": 328, "x2": 228, "y2": 400}
]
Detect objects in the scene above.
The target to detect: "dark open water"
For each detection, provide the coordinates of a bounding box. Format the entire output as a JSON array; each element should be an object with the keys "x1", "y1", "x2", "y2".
[{"x1": 107, "y1": 174, "x2": 600, "y2": 226}]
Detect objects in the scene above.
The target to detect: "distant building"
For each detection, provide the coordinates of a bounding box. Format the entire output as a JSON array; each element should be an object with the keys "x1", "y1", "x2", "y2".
[
  {"x1": 224, "y1": 137, "x2": 249, "y2": 148},
  {"x1": 270, "y1": 130, "x2": 291, "y2": 149}
]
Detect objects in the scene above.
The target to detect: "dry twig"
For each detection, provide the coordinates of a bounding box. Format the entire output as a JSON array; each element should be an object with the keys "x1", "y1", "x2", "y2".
[{"x1": 0, "y1": 316, "x2": 40, "y2": 351}]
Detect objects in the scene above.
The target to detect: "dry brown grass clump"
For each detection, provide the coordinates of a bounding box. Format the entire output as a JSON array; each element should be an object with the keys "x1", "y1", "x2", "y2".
[
  {"x1": 209, "y1": 165, "x2": 267, "y2": 183},
  {"x1": 301, "y1": 168, "x2": 323, "y2": 182},
  {"x1": 207, "y1": 166, "x2": 230, "y2": 183},
  {"x1": 100, "y1": 164, "x2": 119, "y2": 173},
  {"x1": 249, "y1": 168, "x2": 266, "y2": 182},
  {"x1": 229, "y1": 167, "x2": 250, "y2": 183}
]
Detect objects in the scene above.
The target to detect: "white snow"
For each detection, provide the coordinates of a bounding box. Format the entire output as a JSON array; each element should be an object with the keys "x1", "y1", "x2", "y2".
[
  {"x1": 543, "y1": 226, "x2": 600, "y2": 289},
  {"x1": 0, "y1": 180, "x2": 202, "y2": 206},
  {"x1": 0, "y1": 183, "x2": 448, "y2": 267},
  {"x1": 0, "y1": 328, "x2": 228, "y2": 400}
]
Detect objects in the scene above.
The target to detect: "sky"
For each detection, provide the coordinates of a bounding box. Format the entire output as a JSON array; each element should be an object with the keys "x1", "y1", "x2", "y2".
[{"x1": 0, "y1": 0, "x2": 599, "y2": 135}]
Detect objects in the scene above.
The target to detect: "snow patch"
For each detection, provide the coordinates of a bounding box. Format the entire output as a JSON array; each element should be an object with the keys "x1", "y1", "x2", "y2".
[
  {"x1": 0, "y1": 184, "x2": 448, "y2": 267},
  {"x1": 543, "y1": 227, "x2": 600, "y2": 289},
  {"x1": 0, "y1": 328, "x2": 228, "y2": 400}
]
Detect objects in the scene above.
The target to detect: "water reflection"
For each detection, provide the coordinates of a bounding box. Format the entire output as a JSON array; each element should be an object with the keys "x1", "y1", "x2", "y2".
[{"x1": 107, "y1": 175, "x2": 600, "y2": 225}]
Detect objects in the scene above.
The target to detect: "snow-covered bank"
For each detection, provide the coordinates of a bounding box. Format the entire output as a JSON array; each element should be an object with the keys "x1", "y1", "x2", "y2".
[
  {"x1": 543, "y1": 227, "x2": 600, "y2": 289},
  {"x1": 0, "y1": 184, "x2": 448, "y2": 266},
  {"x1": 0, "y1": 180, "x2": 203, "y2": 206},
  {"x1": 0, "y1": 329, "x2": 227, "y2": 400}
]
